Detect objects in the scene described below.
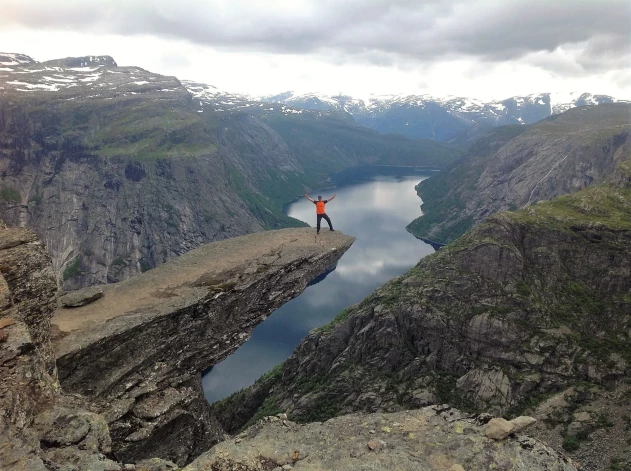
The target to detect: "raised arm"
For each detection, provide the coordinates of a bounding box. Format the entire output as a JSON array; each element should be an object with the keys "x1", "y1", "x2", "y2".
[
  {"x1": 328, "y1": 194, "x2": 336, "y2": 201},
  {"x1": 304, "y1": 193, "x2": 315, "y2": 202}
]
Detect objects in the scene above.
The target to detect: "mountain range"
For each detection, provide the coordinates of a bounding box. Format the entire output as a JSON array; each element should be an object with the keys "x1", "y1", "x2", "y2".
[
  {"x1": 0, "y1": 53, "x2": 459, "y2": 289},
  {"x1": 259, "y1": 91, "x2": 627, "y2": 141}
]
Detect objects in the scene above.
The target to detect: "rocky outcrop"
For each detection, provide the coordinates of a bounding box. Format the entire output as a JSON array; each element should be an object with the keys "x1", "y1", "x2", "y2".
[
  {"x1": 214, "y1": 167, "x2": 631, "y2": 469},
  {"x1": 0, "y1": 224, "x2": 123, "y2": 470},
  {"x1": 408, "y1": 103, "x2": 631, "y2": 243},
  {"x1": 52, "y1": 228, "x2": 355, "y2": 466},
  {"x1": 185, "y1": 406, "x2": 577, "y2": 471}
]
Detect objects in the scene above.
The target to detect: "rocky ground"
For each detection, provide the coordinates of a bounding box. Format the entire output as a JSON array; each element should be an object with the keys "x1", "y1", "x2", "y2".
[
  {"x1": 528, "y1": 383, "x2": 631, "y2": 471},
  {"x1": 2, "y1": 223, "x2": 580, "y2": 471},
  {"x1": 184, "y1": 406, "x2": 578, "y2": 471}
]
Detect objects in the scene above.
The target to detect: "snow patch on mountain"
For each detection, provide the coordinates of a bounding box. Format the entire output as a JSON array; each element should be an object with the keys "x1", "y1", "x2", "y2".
[
  {"x1": 260, "y1": 90, "x2": 626, "y2": 126},
  {"x1": 0, "y1": 54, "x2": 183, "y2": 100},
  {"x1": 0, "y1": 52, "x2": 35, "y2": 66}
]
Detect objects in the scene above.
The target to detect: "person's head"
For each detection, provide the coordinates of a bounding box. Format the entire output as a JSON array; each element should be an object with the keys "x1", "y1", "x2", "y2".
[{"x1": 318, "y1": 195, "x2": 322, "y2": 200}]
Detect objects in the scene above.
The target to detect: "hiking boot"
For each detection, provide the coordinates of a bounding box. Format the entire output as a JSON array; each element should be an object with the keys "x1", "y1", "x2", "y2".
[{"x1": 330, "y1": 229, "x2": 334, "y2": 231}]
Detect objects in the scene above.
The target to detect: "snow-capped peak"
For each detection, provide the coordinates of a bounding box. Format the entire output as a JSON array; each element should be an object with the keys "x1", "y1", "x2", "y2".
[{"x1": 0, "y1": 52, "x2": 36, "y2": 66}]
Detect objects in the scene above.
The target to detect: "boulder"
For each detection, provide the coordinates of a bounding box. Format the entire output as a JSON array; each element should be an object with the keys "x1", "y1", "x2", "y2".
[
  {"x1": 484, "y1": 417, "x2": 515, "y2": 440},
  {"x1": 59, "y1": 286, "x2": 104, "y2": 308}
]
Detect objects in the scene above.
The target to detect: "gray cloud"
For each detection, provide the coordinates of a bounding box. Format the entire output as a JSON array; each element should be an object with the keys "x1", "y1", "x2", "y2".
[{"x1": 3, "y1": 0, "x2": 630, "y2": 74}]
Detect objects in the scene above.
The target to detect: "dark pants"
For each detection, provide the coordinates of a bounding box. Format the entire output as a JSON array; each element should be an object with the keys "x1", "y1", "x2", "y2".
[{"x1": 317, "y1": 213, "x2": 333, "y2": 232}]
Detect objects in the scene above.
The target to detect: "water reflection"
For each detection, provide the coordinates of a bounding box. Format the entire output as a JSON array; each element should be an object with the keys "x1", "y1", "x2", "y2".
[{"x1": 202, "y1": 174, "x2": 435, "y2": 402}]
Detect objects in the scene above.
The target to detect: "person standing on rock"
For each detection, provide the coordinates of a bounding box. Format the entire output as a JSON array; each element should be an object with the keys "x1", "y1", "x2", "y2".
[{"x1": 304, "y1": 193, "x2": 336, "y2": 234}]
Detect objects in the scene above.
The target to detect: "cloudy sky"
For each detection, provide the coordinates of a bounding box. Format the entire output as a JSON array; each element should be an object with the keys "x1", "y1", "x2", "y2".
[{"x1": 1, "y1": 0, "x2": 630, "y2": 100}]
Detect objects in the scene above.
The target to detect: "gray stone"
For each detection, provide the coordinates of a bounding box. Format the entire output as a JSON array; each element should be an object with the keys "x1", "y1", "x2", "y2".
[
  {"x1": 573, "y1": 411, "x2": 592, "y2": 422},
  {"x1": 508, "y1": 416, "x2": 537, "y2": 434},
  {"x1": 52, "y1": 229, "x2": 354, "y2": 466},
  {"x1": 59, "y1": 286, "x2": 104, "y2": 308},
  {"x1": 483, "y1": 418, "x2": 515, "y2": 440},
  {"x1": 40, "y1": 412, "x2": 91, "y2": 446},
  {"x1": 135, "y1": 458, "x2": 179, "y2": 471}
]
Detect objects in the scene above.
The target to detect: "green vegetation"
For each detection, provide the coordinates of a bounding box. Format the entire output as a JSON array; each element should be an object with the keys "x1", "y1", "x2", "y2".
[
  {"x1": 110, "y1": 257, "x2": 129, "y2": 271},
  {"x1": 139, "y1": 259, "x2": 152, "y2": 273},
  {"x1": 507, "y1": 391, "x2": 553, "y2": 419},
  {"x1": 297, "y1": 395, "x2": 341, "y2": 423},
  {"x1": 516, "y1": 280, "x2": 531, "y2": 297},
  {"x1": 508, "y1": 184, "x2": 631, "y2": 232},
  {"x1": 317, "y1": 306, "x2": 356, "y2": 335},
  {"x1": 243, "y1": 397, "x2": 283, "y2": 429},
  {"x1": 227, "y1": 165, "x2": 307, "y2": 230},
  {"x1": 0, "y1": 187, "x2": 20, "y2": 202},
  {"x1": 88, "y1": 104, "x2": 219, "y2": 160},
  {"x1": 607, "y1": 457, "x2": 631, "y2": 471},
  {"x1": 62, "y1": 257, "x2": 83, "y2": 281},
  {"x1": 292, "y1": 374, "x2": 331, "y2": 395},
  {"x1": 406, "y1": 125, "x2": 526, "y2": 242},
  {"x1": 562, "y1": 435, "x2": 581, "y2": 451}
]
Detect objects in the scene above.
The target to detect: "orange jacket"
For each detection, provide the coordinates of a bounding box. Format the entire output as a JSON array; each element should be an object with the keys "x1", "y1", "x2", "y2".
[{"x1": 316, "y1": 200, "x2": 326, "y2": 214}]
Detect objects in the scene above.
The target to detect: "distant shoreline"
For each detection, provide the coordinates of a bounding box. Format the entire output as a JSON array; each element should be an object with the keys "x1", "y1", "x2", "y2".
[{"x1": 281, "y1": 165, "x2": 441, "y2": 214}]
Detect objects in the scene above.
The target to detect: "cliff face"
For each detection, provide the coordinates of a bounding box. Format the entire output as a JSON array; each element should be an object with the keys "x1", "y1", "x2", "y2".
[
  {"x1": 0, "y1": 224, "x2": 125, "y2": 471},
  {"x1": 407, "y1": 103, "x2": 631, "y2": 243},
  {"x1": 52, "y1": 228, "x2": 355, "y2": 466},
  {"x1": 0, "y1": 224, "x2": 590, "y2": 471},
  {"x1": 0, "y1": 74, "x2": 307, "y2": 289},
  {"x1": 215, "y1": 164, "x2": 631, "y2": 469}
]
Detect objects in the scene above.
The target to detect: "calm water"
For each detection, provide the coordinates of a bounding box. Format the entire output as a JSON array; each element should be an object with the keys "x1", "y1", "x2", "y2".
[{"x1": 202, "y1": 171, "x2": 436, "y2": 402}]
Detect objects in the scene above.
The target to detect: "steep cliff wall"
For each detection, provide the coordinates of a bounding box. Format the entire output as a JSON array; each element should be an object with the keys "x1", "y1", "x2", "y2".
[
  {"x1": 0, "y1": 224, "x2": 126, "y2": 471},
  {"x1": 0, "y1": 83, "x2": 307, "y2": 290}
]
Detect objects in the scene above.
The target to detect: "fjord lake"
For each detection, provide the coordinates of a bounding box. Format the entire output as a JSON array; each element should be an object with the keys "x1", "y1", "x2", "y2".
[{"x1": 202, "y1": 168, "x2": 437, "y2": 402}]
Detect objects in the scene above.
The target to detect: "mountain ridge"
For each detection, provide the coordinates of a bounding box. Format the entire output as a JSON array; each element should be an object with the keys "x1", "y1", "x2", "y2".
[
  {"x1": 259, "y1": 90, "x2": 627, "y2": 141},
  {"x1": 406, "y1": 103, "x2": 631, "y2": 244},
  {"x1": 0, "y1": 53, "x2": 460, "y2": 289}
]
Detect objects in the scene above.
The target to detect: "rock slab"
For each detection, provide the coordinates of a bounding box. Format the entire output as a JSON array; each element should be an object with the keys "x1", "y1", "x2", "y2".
[{"x1": 53, "y1": 228, "x2": 355, "y2": 466}]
